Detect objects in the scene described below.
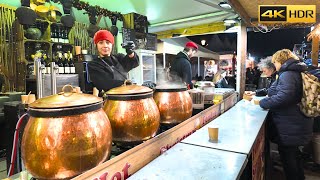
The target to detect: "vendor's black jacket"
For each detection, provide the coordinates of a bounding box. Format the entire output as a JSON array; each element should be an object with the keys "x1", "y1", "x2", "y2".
[
  {"x1": 170, "y1": 51, "x2": 193, "y2": 88},
  {"x1": 87, "y1": 53, "x2": 139, "y2": 92},
  {"x1": 259, "y1": 59, "x2": 313, "y2": 146},
  {"x1": 255, "y1": 72, "x2": 277, "y2": 96}
]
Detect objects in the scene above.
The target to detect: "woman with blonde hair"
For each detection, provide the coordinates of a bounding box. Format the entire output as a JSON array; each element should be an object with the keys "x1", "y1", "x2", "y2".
[{"x1": 259, "y1": 49, "x2": 313, "y2": 180}]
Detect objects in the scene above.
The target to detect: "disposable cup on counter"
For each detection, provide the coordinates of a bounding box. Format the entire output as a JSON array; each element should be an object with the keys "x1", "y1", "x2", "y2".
[
  {"x1": 74, "y1": 86, "x2": 82, "y2": 93},
  {"x1": 21, "y1": 95, "x2": 29, "y2": 104},
  {"x1": 93, "y1": 87, "x2": 99, "y2": 97},
  {"x1": 208, "y1": 126, "x2": 219, "y2": 143},
  {"x1": 27, "y1": 94, "x2": 36, "y2": 104},
  {"x1": 253, "y1": 99, "x2": 260, "y2": 105}
]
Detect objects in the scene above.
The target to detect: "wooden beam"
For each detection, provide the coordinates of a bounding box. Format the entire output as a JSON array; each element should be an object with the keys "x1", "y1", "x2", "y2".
[
  {"x1": 227, "y1": 0, "x2": 251, "y2": 26},
  {"x1": 311, "y1": 37, "x2": 319, "y2": 67},
  {"x1": 155, "y1": 22, "x2": 226, "y2": 39},
  {"x1": 236, "y1": 21, "x2": 247, "y2": 99}
]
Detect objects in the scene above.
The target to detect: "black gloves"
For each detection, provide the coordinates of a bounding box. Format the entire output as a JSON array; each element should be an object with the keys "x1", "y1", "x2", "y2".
[{"x1": 121, "y1": 41, "x2": 136, "y2": 55}]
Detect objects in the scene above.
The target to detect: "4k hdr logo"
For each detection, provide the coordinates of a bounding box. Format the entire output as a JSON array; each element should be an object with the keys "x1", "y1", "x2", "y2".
[{"x1": 259, "y1": 5, "x2": 316, "y2": 23}]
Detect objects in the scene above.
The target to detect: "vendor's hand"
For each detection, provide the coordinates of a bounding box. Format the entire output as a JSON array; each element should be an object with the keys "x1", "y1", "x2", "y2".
[{"x1": 121, "y1": 41, "x2": 135, "y2": 56}]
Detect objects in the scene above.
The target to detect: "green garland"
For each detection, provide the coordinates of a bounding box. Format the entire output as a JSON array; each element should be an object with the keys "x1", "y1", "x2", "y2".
[
  {"x1": 52, "y1": 0, "x2": 123, "y2": 21},
  {"x1": 72, "y1": 0, "x2": 123, "y2": 21}
]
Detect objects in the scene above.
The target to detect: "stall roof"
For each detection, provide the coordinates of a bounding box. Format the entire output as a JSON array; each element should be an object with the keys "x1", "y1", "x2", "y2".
[
  {"x1": 157, "y1": 37, "x2": 220, "y2": 60},
  {"x1": 80, "y1": 0, "x2": 238, "y2": 33}
]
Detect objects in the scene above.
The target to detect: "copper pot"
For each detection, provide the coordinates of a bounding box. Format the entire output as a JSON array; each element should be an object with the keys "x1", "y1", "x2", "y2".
[
  {"x1": 154, "y1": 86, "x2": 193, "y2": 125},
  {"x1": 103, "y1": 84, "x2": 160, "y2": 145},
  {"x1": 21, "y1": 87, "x2": 112, "y2": 179}
]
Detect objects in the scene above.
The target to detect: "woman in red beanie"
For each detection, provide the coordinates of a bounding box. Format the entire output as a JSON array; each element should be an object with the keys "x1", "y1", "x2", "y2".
[{"x1": 87, "y1": 30, "x2": 139, "y2": 93}]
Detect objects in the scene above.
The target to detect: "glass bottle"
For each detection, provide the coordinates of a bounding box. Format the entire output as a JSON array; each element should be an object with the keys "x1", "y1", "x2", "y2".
[
  {"x1": 64, "y1": 52, "x2": 70, "y2": 74},
  {"x1": 44, "y1": 54, "x2": 51, "y2": 74},
  {"x1": 57, "y1": 52, "x2": 64, "y2": 74},
  {"x1": 40, "y1": 54, "x2": 46, "y2": 74},
  {"x1": 57, "y1": 26, "x2": 62, "y2": 43},
  {"x1": 68, "y1": 51, "x2": 75, "y2": 74},
  {"x1": 64, "y1": 27, "x2": 69, "y2": 44}
]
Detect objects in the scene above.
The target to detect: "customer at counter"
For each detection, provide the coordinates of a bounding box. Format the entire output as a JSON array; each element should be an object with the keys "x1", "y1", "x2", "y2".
[
  {"x1": 87, "y1": 30, "x2": 139, "y2": 93},
  {"x1": 170, "y1": 42, "x2": 198, "y2": 89},
  {"x1": 213, "y1": 70, "x2": 229, "y2": 88},
  {"x1": 245, "y1": 57, "x2": 276, "y2": 96},
  {"x1": 259, "y1": 49, "x2": 313, "y2": 180}
]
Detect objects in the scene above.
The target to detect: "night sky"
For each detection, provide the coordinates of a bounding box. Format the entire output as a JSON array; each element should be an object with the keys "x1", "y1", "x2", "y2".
[{"x1": 188, "y1": 27, "x2": 311, "y2": 61}]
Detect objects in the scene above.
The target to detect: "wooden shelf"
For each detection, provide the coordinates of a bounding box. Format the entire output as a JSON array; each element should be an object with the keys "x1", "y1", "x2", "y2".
[
  {"x1": 51, "y1": 42, "x2": 74, "y2": 46},
  {"x1": 23, "y1": 39, "x2": 50, "y2": 44}
]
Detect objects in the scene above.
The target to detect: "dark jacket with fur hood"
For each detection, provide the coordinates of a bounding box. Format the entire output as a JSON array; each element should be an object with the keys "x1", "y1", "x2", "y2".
[{"x1": 259, "y1": 59, "x2": 313, "y2": 146}]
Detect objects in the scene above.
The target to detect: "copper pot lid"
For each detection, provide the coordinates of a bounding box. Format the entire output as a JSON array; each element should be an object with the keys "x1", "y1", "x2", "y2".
[
  {"x1": 29, "y1": 85, "x2": 102, "y2": 109},
  {"x1": 106, "y1": 84, "x2": 152, "y2": 96},
  {"x1": 105, "y1": 81, "x2": 153, "y2": 100},
  {"x1": 155, "y1": 84, "x2": 187, "y2": 92}
]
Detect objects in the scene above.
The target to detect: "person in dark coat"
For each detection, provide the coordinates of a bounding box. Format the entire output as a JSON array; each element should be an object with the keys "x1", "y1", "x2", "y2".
[
  {"x1": 259, "y1": 49, "x2": 313, "y2": 180},
  {"x1": 213, "y1": 70, "x2": 229, "y2": 88},
  {"x1": 245, "y1": 57, "x2": 277, "y2": 96},
  {"x1": 170, "y1": 41, "x2": 198, "y2": 88},
  {"x1": 87, "y1": 30, "x2": 139, "y2": 93}
]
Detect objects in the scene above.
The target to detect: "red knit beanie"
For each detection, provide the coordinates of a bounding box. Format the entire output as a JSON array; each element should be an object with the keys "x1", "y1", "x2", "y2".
[
  {"x1": 185, "y1": 41, "x2": 198, "y2": 50},
  {"x1": 93, "y1": 30, "x2": 114, "y2": 45}
]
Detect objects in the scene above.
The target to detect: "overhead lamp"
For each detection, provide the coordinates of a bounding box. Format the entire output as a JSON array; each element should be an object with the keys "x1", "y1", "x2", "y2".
[
  {"x1": 223, "y1": 18, "x2": 239, "y2": 24},
  {"x1": 219, "y1": 2, "x2": 232, "y2": 9},
  {"x1": 201, "y1": 39, "x2": 206, "y2": 46}
]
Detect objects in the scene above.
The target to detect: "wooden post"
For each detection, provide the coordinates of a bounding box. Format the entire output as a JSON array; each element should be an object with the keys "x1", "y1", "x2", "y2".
[
  {"x1": 236, "y1": 21, "x2": 247, "y2": 99},
  {"x1": 198, "y1": 56, "x2": 200, "y2": 76},
  {"x1": 311, "y1": 37, "x2": 319, "y2": 67}
]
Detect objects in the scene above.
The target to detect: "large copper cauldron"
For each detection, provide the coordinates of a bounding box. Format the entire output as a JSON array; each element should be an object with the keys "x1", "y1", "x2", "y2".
[
  {"x1": 154, "y1": 86, "x2": 193, "y2": 125},
  {"x1": 103, "y1": 84, "x2": 160, "y2": 145},
  {"x1": 21, "y1": 87, "x2": 112, "y2": 179}
]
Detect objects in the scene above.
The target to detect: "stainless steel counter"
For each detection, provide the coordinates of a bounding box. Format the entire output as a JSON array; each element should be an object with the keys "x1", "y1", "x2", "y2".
[
  {"x1": 129, "y1": 143, "x2": 247, "y2": 180},
  {"x1": 182, "y1": 100, "x2": 268, "y2": 155}
]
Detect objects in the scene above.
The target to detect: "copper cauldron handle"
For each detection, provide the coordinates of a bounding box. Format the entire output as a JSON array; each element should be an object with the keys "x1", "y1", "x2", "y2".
[{"x1": 60, "y1": 84, "x2": 74, "y2": 97}]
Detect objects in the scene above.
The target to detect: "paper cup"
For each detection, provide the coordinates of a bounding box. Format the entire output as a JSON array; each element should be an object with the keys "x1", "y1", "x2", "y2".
[
  {"x1": 73, "y1": 86, "x2": 81, "y2": 93},
  {"x1": 21, "y1": 95, "x2": 29, "y2": 104},
  {"x1": 253, "y1": 99, "x2": 260, "y2": 105},
  {"x1": 81, "y1": 49, "x2": 88, "y2": 55},
  {"x1": 75, "y1": 46, "x2": 81, "y2": 55},
  {"x1": 208, "y1": 126, "x2": 219, "y2": 142},
  {"x1": 28, "y1": 94, "x2": 36, "y2": 104},
  {"x1": 93, "y1": 87, "x2": 99, "y2": 97}
]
